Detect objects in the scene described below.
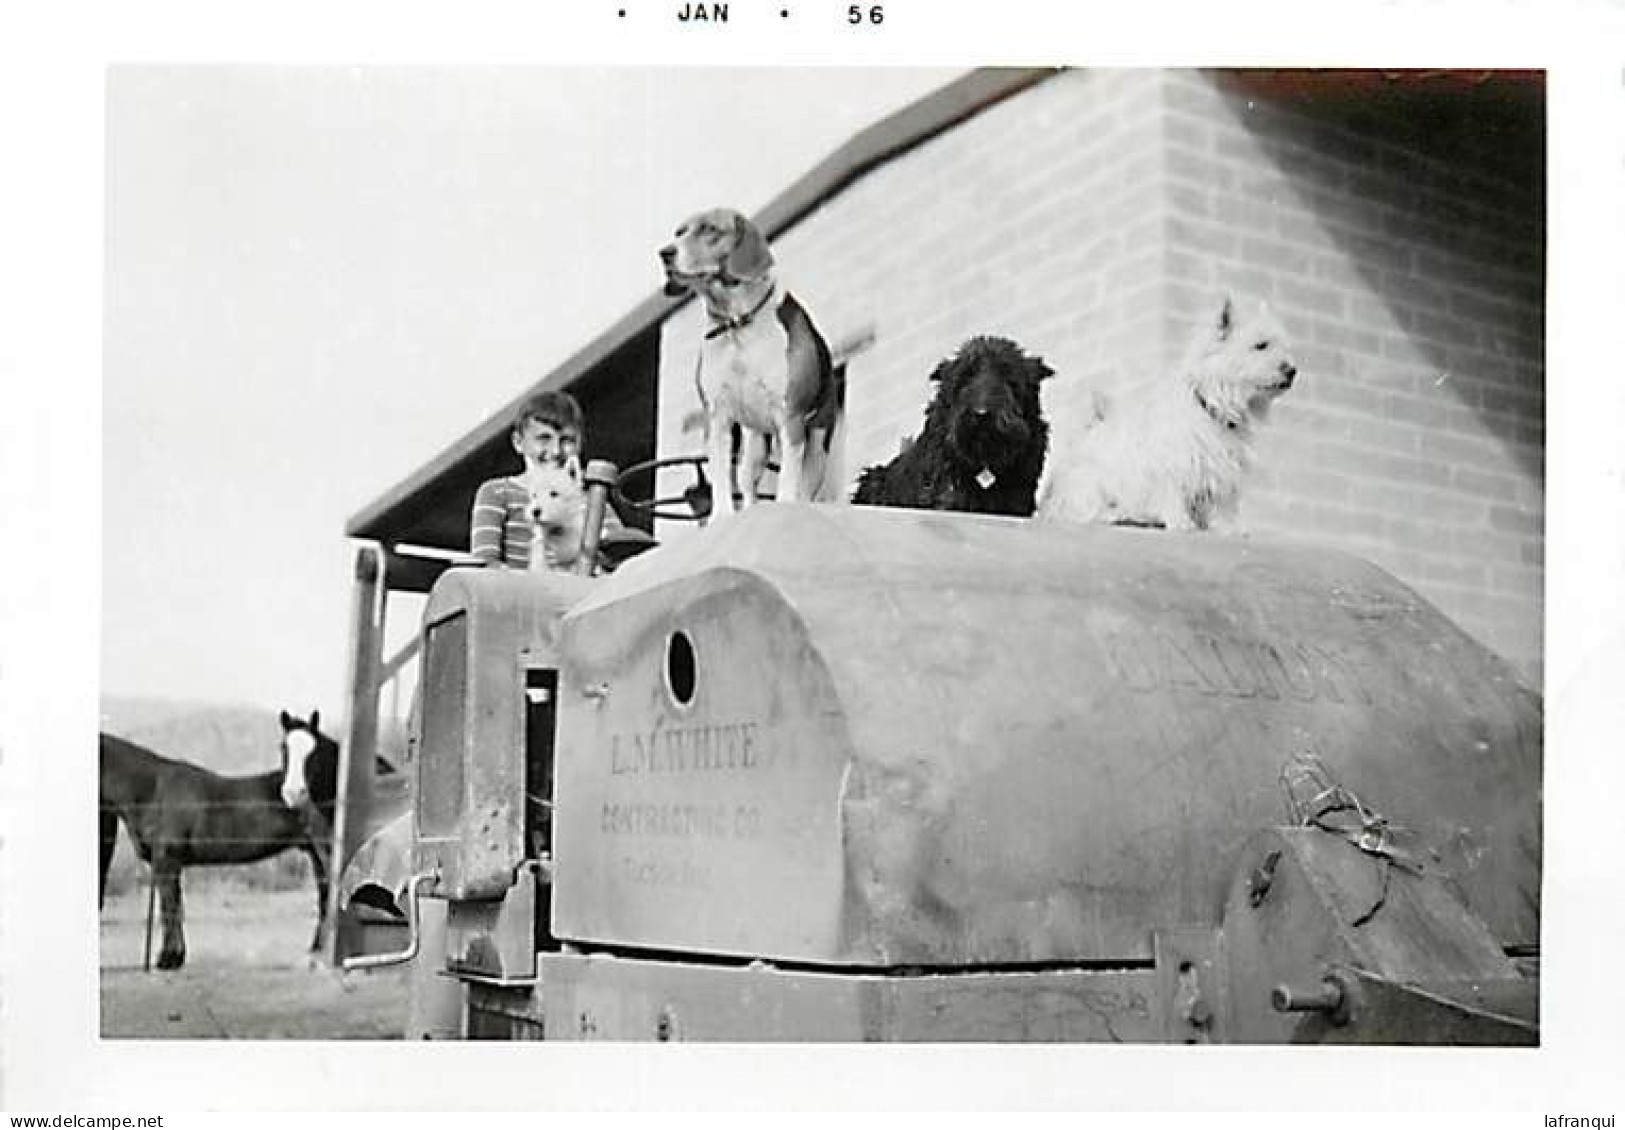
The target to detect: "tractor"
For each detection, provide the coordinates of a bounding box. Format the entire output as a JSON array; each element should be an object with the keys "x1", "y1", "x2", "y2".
[{"x1": 337, "y1": 462, "x2": 1540, "y2": 1043}]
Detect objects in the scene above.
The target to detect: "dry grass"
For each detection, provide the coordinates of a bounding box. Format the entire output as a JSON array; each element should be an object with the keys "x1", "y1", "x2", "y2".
[{"x1": 99, "y1": 884, "x2": 409, "y2": 1038}]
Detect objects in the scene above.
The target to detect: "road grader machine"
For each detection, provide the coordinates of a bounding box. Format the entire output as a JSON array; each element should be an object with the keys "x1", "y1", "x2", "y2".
[{"x1": 341, "y1": 465, "x2": 1541, "y2": 1044}]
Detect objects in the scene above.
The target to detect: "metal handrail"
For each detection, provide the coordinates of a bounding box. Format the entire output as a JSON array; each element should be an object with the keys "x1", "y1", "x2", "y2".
[{"x1": 341, "y1": 871, "x2": 437, "y2": 972}]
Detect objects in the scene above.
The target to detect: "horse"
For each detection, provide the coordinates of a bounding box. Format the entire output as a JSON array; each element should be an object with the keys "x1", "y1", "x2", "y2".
[{"x1": 97, "y1": 710, "x2": 357, "y2": 970}]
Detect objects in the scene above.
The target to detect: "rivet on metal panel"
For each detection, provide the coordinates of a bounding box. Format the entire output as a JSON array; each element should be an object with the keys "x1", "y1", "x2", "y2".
[{"x1": 1248, "y1": 850, "x2": 1282, "y2": 907}]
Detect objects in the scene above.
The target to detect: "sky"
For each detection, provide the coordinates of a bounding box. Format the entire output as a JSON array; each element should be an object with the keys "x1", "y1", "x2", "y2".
[{"x1": 101, "y1": 66, "x2": 963, "y2": 714}]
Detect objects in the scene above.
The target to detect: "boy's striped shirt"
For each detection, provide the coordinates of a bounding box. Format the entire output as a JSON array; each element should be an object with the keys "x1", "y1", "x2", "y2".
[{"x1": 470, "y1": 476, "x2": 537, "y2": 568}]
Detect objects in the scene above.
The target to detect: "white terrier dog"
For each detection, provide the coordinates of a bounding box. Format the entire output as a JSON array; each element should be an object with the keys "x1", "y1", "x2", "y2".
[
  {"x1": 1036, "y1": 296, "x2": 1298, "y2": 530},
  {"x1": 523, "y1": 457, "x2": 588, "y2": 571}
]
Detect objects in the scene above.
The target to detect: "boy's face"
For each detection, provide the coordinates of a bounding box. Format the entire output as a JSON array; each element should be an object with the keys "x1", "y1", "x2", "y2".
[{"x1": 512, "y1": 418, "x2": 580, "y2": 469}]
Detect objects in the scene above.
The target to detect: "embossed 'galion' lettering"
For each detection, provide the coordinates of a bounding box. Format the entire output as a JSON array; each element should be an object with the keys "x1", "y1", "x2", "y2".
[{"x1": 1096, "y1": 627, "x2": 1370, "y2": 705}]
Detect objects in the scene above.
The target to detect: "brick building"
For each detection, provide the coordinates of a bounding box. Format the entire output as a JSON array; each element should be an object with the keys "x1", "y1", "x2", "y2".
[{"x1": 351, "y1": 67, "x2": 1545, "y2": 684}]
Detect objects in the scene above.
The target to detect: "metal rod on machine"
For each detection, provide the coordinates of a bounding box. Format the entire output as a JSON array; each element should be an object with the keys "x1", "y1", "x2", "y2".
[
  {"x1": 1272, "y1": 979, "x2": 1347, "y2": 1019},
  {"x1": 326, "y1": 542, "x2": 385, "y2": 966},
  {"x1": 342, "y1": 872, "x2": 437, "y2": 972},
  {"x1": 381, "y1": 635, "x2": 421, "y2": 732},
  {"x1": 379, "y1": 634, "x2": 421, "y2": 685},
  {"x1": 576, "y1": 460, "x2": 618, "y2": 577}
]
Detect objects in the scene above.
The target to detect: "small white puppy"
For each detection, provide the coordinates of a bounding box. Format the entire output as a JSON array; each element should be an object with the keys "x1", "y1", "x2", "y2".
[
  {"x1": 1037, "y1": 296, "x2": 1298, "y2": 530},
  {"x1": 523, "y1": 457, "x2": 588, "y2": 571}
]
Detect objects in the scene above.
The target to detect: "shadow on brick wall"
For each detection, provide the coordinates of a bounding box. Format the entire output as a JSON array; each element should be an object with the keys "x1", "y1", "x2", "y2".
[{"x1": 1220, "y1": 71, "x2": 1546, "y2": 484}]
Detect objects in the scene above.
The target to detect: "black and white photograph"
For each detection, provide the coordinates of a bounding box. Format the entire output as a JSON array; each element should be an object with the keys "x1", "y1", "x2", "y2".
[{"x1": 4, "y1": 0, "x2": 1625, "y2": 1117}]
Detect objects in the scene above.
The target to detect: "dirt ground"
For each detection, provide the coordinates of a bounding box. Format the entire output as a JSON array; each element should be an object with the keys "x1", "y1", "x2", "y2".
[{"x1": 99, "y1": 882, "x2": 409, "y2": 1039}]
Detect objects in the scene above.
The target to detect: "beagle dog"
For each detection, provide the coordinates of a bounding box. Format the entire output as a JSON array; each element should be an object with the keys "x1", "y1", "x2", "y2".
[{"x1": 659, "y1": 207, "x2": 839, "y2": 519}]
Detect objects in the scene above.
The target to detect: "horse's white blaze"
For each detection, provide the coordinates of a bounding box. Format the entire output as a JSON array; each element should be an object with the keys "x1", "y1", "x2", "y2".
[{"x1": 281, "y1": 729, "x2": 317, "y2": 808}]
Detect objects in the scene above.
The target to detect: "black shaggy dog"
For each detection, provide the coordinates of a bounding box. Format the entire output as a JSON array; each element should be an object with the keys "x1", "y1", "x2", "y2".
[{"x1": 851, "y1": 336, "x2": 1053, "y2": 515}]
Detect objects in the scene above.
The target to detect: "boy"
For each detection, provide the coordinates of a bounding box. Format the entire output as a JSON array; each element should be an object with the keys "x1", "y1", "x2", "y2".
[{"x1": 470, "y1": 390, "x2": 618, "y2": 571}]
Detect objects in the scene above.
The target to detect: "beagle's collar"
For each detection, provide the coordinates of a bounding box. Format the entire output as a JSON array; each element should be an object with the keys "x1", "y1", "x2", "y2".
[{"x1": 704, "y1": 282, "x2": 778, "y2": 340}]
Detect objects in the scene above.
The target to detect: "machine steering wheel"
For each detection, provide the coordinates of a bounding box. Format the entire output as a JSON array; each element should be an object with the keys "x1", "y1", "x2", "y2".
[{"x1": 612, "y1": 454, "x2": 778, "y2": 523}]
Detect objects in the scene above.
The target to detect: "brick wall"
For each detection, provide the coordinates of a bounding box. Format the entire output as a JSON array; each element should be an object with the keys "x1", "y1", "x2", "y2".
[
  {"x1": 654, "y1": 68, "x2": 1544, "y2": 684},
  {"x1": 657, "y1": 70, "x2": 1172, "y2": 512},
  {"x1": 1153, "y1": 71, "x2": 1544, "y2": 682}
]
